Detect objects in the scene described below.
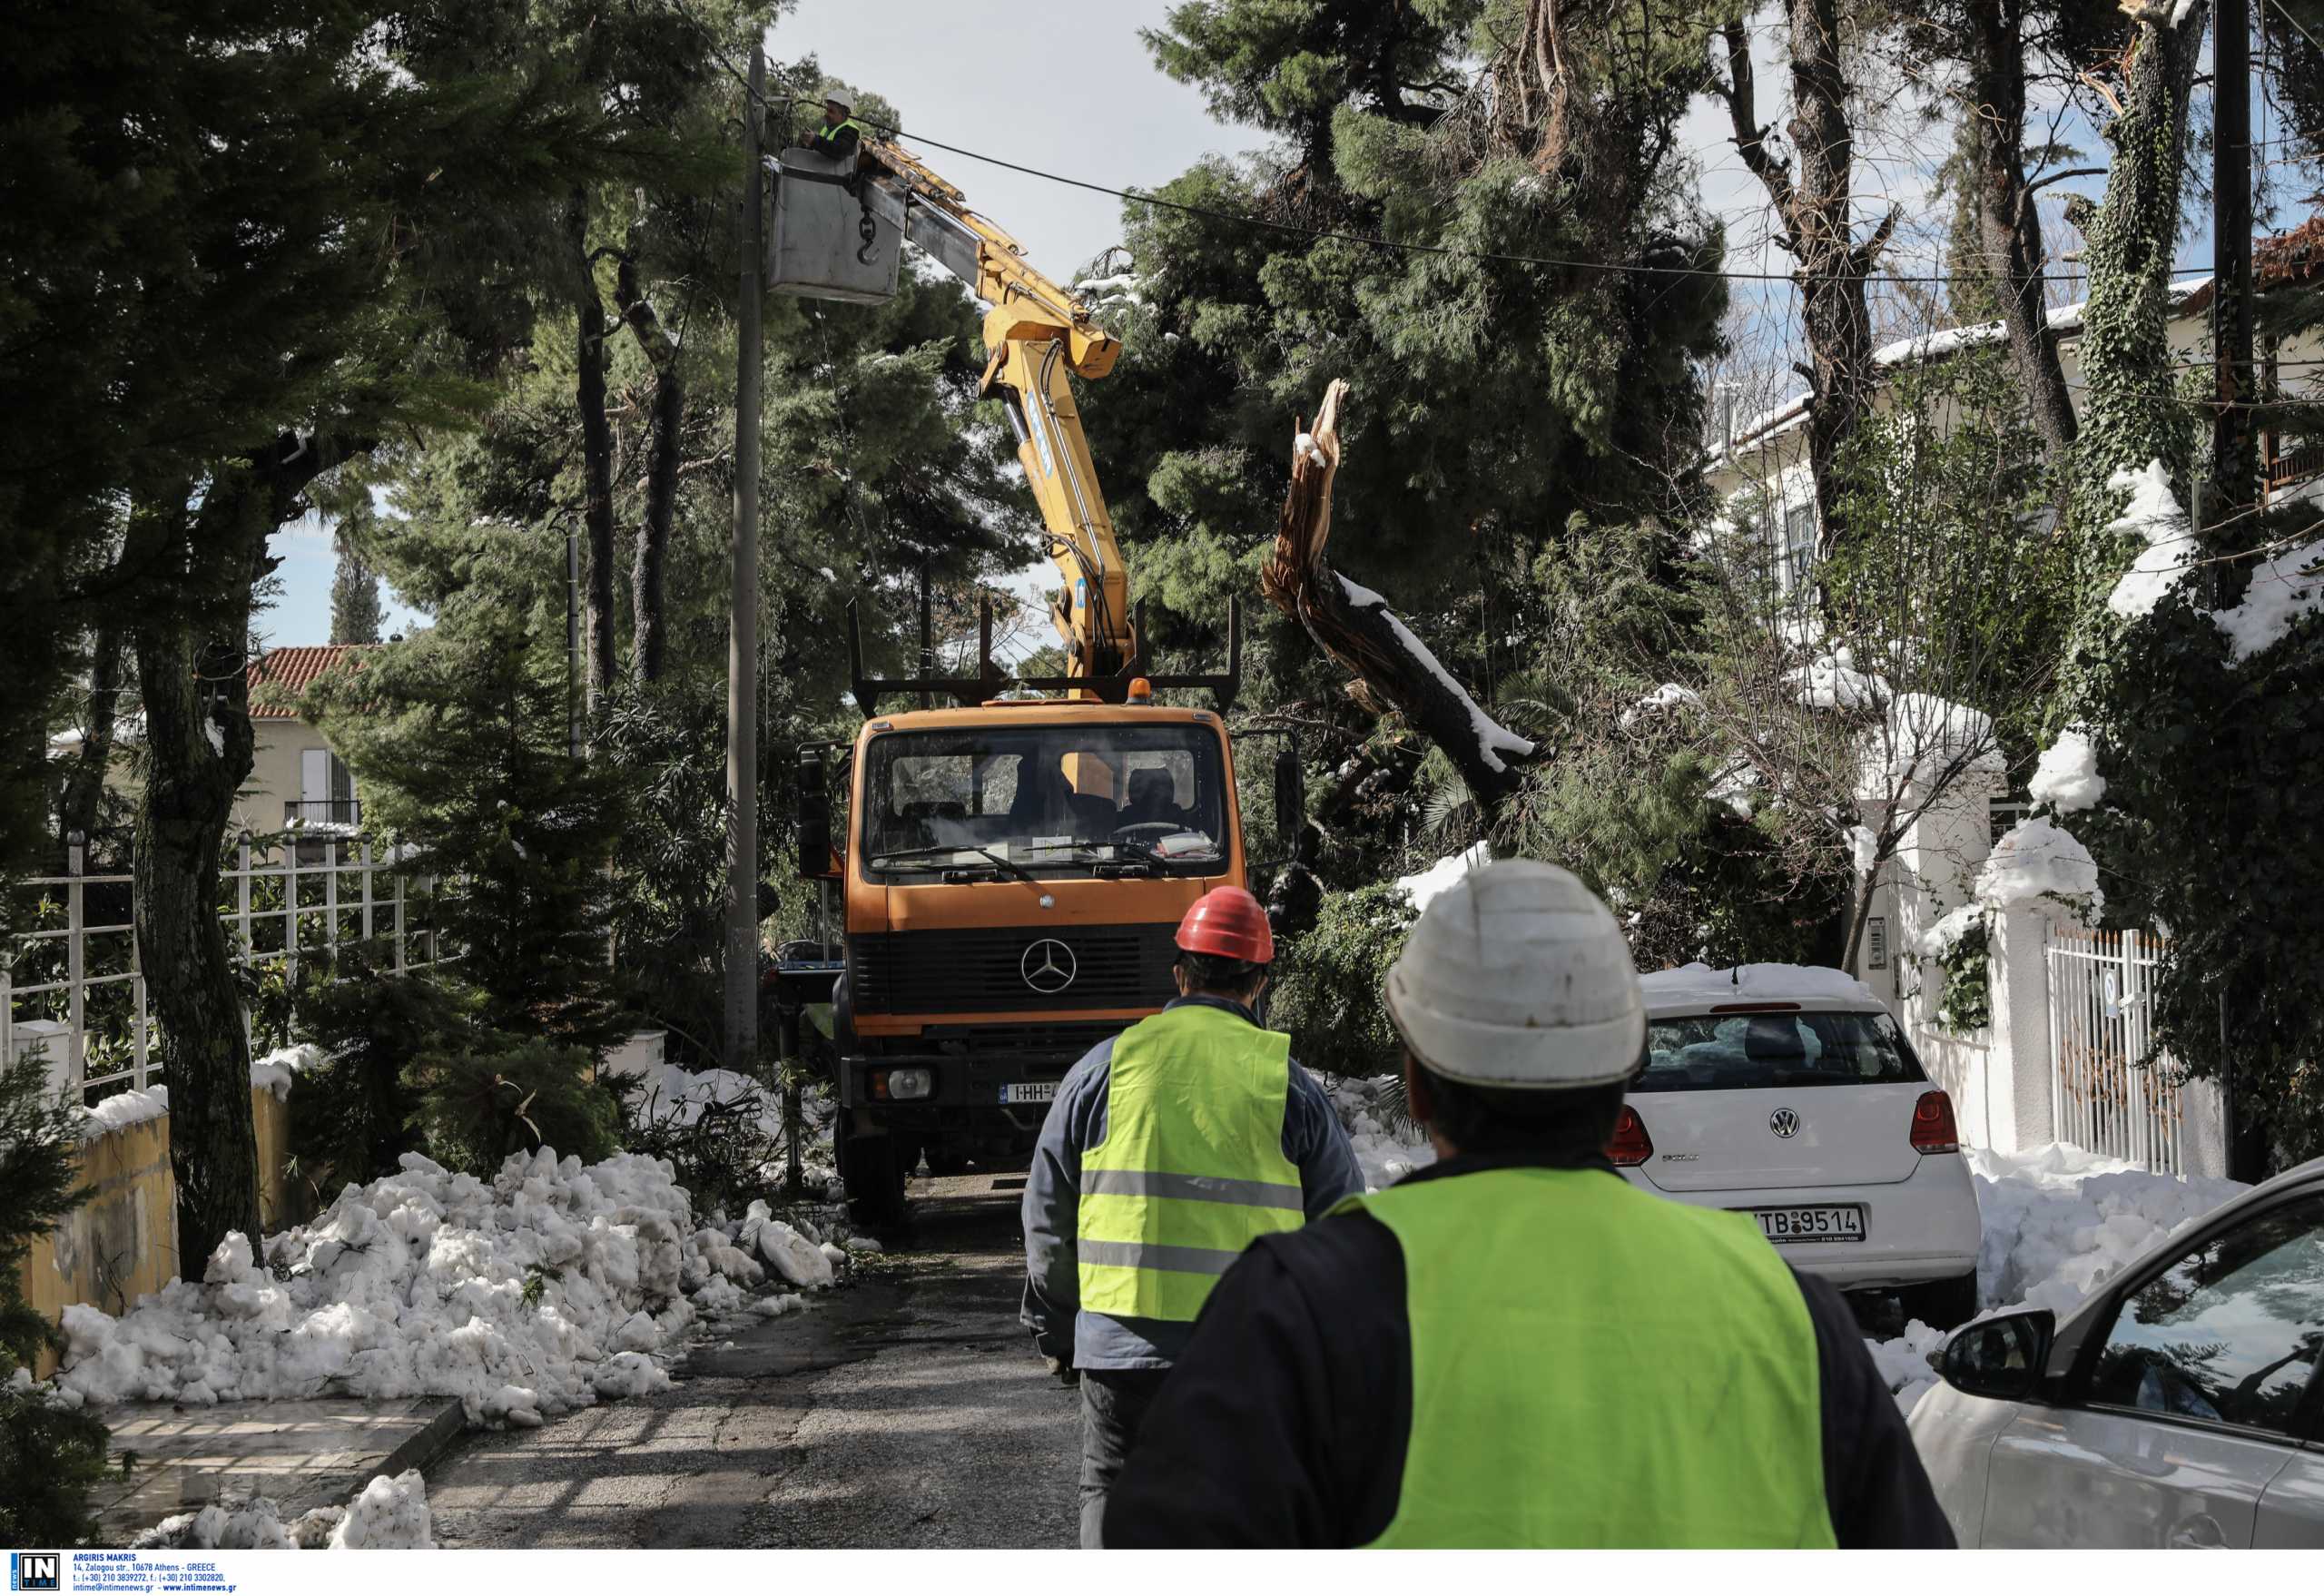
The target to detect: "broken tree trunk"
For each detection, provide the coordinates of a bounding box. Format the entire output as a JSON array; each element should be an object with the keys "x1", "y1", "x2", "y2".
[{"x1": 1260, "y1": 379, "x2": 1538, "y2": 815}]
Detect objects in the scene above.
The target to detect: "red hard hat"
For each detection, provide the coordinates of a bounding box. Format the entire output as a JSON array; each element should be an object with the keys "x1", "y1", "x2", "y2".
[{"x1": 1175, "y1": 886, "x2": 1275, "y2": 964}]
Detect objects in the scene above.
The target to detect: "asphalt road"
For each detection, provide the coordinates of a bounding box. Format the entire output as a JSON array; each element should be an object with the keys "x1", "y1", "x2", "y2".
[{"x1": 425, "y1": 1172, "x2": 1082, "y2": 1549}]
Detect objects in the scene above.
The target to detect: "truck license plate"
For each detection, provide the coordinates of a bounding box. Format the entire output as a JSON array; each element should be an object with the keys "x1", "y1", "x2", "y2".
[
  {"x1": 1745, "y1": 1204, "x2": 1865, "y2": 1244},
  {"x1": 1000, "y1": 1082, "x2": 1059, "y2": 1105}
]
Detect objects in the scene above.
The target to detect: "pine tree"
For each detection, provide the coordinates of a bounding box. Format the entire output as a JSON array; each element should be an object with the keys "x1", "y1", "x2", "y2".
[
  {"x1": 305, "y1": 567, "x2": 628, "y2": 1054},
  {"x1": 330, "y1": 521, "x2": 384, "y2": 645}
]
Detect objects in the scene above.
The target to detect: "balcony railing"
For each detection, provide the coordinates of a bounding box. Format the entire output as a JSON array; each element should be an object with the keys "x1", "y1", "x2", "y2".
[{"x1": 283, "y1": 798, "x2": 361, "y2": 827}]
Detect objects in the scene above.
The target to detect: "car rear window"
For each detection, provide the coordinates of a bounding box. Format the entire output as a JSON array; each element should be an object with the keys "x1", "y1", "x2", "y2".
[{"x1": 1638, "y1": 1010, "x2": 1925, "y2": 1092}]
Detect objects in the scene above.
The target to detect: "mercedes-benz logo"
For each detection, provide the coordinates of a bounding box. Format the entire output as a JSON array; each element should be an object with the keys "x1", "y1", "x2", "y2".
[
  {"x1": 1021, "y1": 939, "x2": 1078, "y2": 994},
  {"x1": 1768, "y1": 1107, "x2": 1801, "y2": 1139}
]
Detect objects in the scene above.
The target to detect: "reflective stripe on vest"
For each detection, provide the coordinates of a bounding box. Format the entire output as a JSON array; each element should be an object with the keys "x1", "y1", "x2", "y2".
[
  {"x1": 1077, "y1": 1003, "x2": 1304, "y2": 1323},
  {"x1": 813, "y1": 118, "x2": 864, "y2": 150},
  {"x1": 1351, "y1": 1167, "x2": 1835, "y2": 1549}
]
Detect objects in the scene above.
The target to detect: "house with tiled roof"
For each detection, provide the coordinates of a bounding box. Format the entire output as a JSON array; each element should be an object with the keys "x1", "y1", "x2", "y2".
[{"x1": 243, "y1": 644, "x2": 366, "y2": 833}]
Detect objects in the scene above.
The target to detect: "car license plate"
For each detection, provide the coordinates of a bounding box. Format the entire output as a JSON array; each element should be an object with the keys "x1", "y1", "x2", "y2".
[
  {"x1": 1745, "y1": 1204, "x2": 1865, "y2": 1244},
  {"x1": 1000, "y1": 1081, "x2": 1059, "y2": 1105}
]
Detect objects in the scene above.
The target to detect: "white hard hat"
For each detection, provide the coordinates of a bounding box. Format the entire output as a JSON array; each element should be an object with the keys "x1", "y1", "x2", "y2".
[
  {"x1": 1384, "y1": 858, "x2": 1645, "y2": 1089},
  {"x1": 822, "y1": 88, "x2": 854, "y2": 114}
]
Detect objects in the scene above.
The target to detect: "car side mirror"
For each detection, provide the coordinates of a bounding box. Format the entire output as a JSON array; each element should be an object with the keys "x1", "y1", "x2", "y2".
[
  {"x1": 796, "y1": 751, "x2": 832, "y2": 881},
  {"x1": 1272, "y1": 745, "x2": 1304, "y2": 854},
  {"x1": 1938, "y1": 1307, "x2": 2055, "y2": 1402}
]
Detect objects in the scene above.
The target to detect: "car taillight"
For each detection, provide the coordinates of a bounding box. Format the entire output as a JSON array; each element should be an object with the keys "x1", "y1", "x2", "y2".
[
  {"x1": 1607, "y1": 1106, "x2": 1652, "y2": 1167},
  {"x1": 1910, "y1": 1090, "x2": 1959, "y2": 1154}
]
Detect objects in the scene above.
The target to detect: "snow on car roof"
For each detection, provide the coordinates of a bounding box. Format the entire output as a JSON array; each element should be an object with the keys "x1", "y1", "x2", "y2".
[{"x1": 1637, "y1": 961, "x2": 1886, "y2": 1016}]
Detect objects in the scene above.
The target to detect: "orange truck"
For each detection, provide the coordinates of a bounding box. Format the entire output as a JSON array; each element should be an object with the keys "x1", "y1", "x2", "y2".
[{"x1": 773, "y1": 129, "x2": 1301, "y2": 1216}]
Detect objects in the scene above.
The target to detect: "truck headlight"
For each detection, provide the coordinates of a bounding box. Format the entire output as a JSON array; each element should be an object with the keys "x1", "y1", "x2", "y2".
[{"x1": 874, "y1": 1067, "x2": 934, "y2": 1100}]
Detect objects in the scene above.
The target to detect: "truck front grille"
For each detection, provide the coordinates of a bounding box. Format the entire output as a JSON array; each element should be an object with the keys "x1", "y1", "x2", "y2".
[{"x1": 850, "y1": 923, "x2": 1177, "y2": 1014}]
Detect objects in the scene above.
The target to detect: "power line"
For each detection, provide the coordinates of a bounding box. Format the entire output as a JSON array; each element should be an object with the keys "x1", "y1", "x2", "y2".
[{"x1": 663, "y1": 0, "x2": 2252, "y2": 295}]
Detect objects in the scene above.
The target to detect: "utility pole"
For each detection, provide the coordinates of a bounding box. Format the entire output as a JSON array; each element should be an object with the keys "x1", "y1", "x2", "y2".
[
  {"x1": 2211, "y1": 0, "x2": 2254, "y2": 545},
  {"x1": 724, "y1": 43, "x2": 764, "y2": 1074}
]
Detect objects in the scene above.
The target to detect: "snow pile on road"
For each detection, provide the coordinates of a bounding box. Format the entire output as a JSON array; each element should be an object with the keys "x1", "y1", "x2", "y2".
[
  {"x1": 1395, "y1": 842, "x2": 1492, "y2": 917},
  {"x1": 2209, "y1": 536, "x2": 2324, "y2": 662},
  {"x1": 611, "y1": 1057, "x2": 839, "y2": 1189},
  {"x1": 2104, "y1": 463, "x2": 2200, "y2": 622},
  {"x1": 1975, "y1": 815, "x2": 2104, "y2": 923},
  {"x1": 1324, "y1": 1075, "x2": 1436, "y2": 1192},
  {"x1": 132, "y1": 1470, "x2": 434, "y2": 1551},
  {"x1": 740, "y1": 1199, "x2": 835, "y2": 1290},
  {"x1": 331, "y1": 1468, "x2": 435, "y2": 1548},
  {"x1": 1867, "y1": 1143, "x2": 2248, "y2": 1414},
  {"x1": 1965, "y1": 1142, "x2": 2245, "y2": 1317},
  {"x1": 51, "y1": 1147, "x2": 817, "y2": 1425},
  {"x1": 2029, "y1": 727, "x2": 2105, "y2": 813}
]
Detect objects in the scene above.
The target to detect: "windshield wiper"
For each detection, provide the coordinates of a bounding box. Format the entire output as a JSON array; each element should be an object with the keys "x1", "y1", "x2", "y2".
[{"x1": 868, "y1": 843, "x2": 1041, "y2": 889}]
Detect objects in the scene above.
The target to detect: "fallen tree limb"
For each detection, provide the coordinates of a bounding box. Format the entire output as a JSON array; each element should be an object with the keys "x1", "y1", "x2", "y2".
[{"x1": 1260, "y1": 379, "x2": 1538, "y2": 813}]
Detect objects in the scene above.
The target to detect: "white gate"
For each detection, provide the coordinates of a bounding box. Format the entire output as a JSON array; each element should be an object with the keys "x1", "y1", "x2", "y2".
[
  {"x1": 4, "y1": 832, "x2": 448, "y2": 1102},
  {"x1": 2044, "y1": 925, "x2": 2186, "y2": 1173}
]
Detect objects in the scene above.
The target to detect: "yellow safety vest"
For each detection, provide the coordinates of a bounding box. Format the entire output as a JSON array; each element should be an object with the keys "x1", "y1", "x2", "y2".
[{"x1": 1077, "y1": 1003, "x2": 1305, "y2": 1322}]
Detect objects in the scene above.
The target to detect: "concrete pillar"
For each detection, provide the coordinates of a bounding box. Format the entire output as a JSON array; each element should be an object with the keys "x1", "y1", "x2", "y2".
[{"x1": 1983, "y1": 903, "x2": 2057, "y2": 1155}]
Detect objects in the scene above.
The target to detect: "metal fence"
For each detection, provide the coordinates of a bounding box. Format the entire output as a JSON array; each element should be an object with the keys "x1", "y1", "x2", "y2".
[
  {"x1": 2045, "y1": 924, "x2": 2187, "y2": 1174},
  {"x1": 4, "y1": 833, "x2": 448, "y2": 1103}
]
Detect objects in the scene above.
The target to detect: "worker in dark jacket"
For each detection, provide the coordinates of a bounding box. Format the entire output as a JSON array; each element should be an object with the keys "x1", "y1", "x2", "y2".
[
  {"x1": 1022, "y1": 885, "x2": 1363, "y2": 1549},
  {"x1": 1103, "y1": 859, "x2": 1956, "y2": 1549},
  {"x1": 809, "y1": 90, "x2": 863, "y2": 162}
]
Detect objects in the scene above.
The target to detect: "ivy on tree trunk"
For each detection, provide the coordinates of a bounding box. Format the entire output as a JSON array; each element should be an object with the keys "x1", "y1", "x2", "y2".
[{"x1": 571, "y1": 190, "x2": 617, "y2": 717}]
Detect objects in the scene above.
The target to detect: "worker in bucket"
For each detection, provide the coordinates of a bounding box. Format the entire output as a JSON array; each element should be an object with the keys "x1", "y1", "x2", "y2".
[
  {"x1": 1021, "y1": 884, "x2": 1362, "y2": 1549},
  {"x1": 1100, "y1": 859, "x2": 1955, "y2": 1548},
  {"x1": 808, "y1": 88, "x2": 863, "y2": 162}
]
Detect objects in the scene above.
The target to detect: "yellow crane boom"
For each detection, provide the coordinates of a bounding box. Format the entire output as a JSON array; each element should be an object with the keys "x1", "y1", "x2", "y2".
[{"x1": 855, "y1": 138, "x2": 1137, "y2": 684}]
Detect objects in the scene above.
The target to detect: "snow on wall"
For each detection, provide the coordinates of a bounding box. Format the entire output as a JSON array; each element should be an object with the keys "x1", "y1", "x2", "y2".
[
  {"x1": 1974, "y1": 816, "x2": 2104, "y2": 923},
  {"x1": 2029, "y1": 727, "x2": 2105, "y2": 813},
  {"x1": 1336, "y1": 576, "x2": 1536, "y2": 774},
  {"x1": 2104, "y1": 462, "x2": 2200, "y2": 622},
  {"x1": 1870, "y1": 693, "x2": 2002, "y2": 788},
  {"x1": 1916, "y1": 904, "x2": 1986, "y2": 959},
  {"x1": 1788, "y1": 647, "x2": 1887, "y2": 710},
  {"x1": 49, "y1": 1146, "x2": 812, "y2": 1425},
  {"x1": 84, "y1": 1086, "x2": 168, "y2": 1135},
  {"x1": 2209, "y1": 535, "x2": 2324, "y2": 662}
]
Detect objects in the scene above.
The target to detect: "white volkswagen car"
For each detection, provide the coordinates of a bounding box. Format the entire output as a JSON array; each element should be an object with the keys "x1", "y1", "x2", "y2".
[
  {"x1": 1620, "y1": 963, "x2": 1983, "y2": 1326},
  {"x1": 1909, "y1": 1157, "x2": 2324, "y2": 1547}
]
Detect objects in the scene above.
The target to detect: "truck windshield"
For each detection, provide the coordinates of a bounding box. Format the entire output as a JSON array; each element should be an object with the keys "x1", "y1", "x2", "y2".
[{"x1": 861, "y1": 723, "x2": 1230, "y2": 877}]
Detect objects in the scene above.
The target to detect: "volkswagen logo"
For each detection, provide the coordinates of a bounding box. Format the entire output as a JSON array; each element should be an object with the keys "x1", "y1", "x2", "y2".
[
  {"x1": 1768, "y1": 1107, "x2": 1801, "y2": 1139},
  {"x1": 1021, "y1": 939, "x2": 1078, "y2": 994}
]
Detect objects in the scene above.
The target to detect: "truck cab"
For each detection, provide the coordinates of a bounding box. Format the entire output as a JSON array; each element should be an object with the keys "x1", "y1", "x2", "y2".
[{"x1": 797, "y1": 698, "x2": 1293, "y2": 1215}]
